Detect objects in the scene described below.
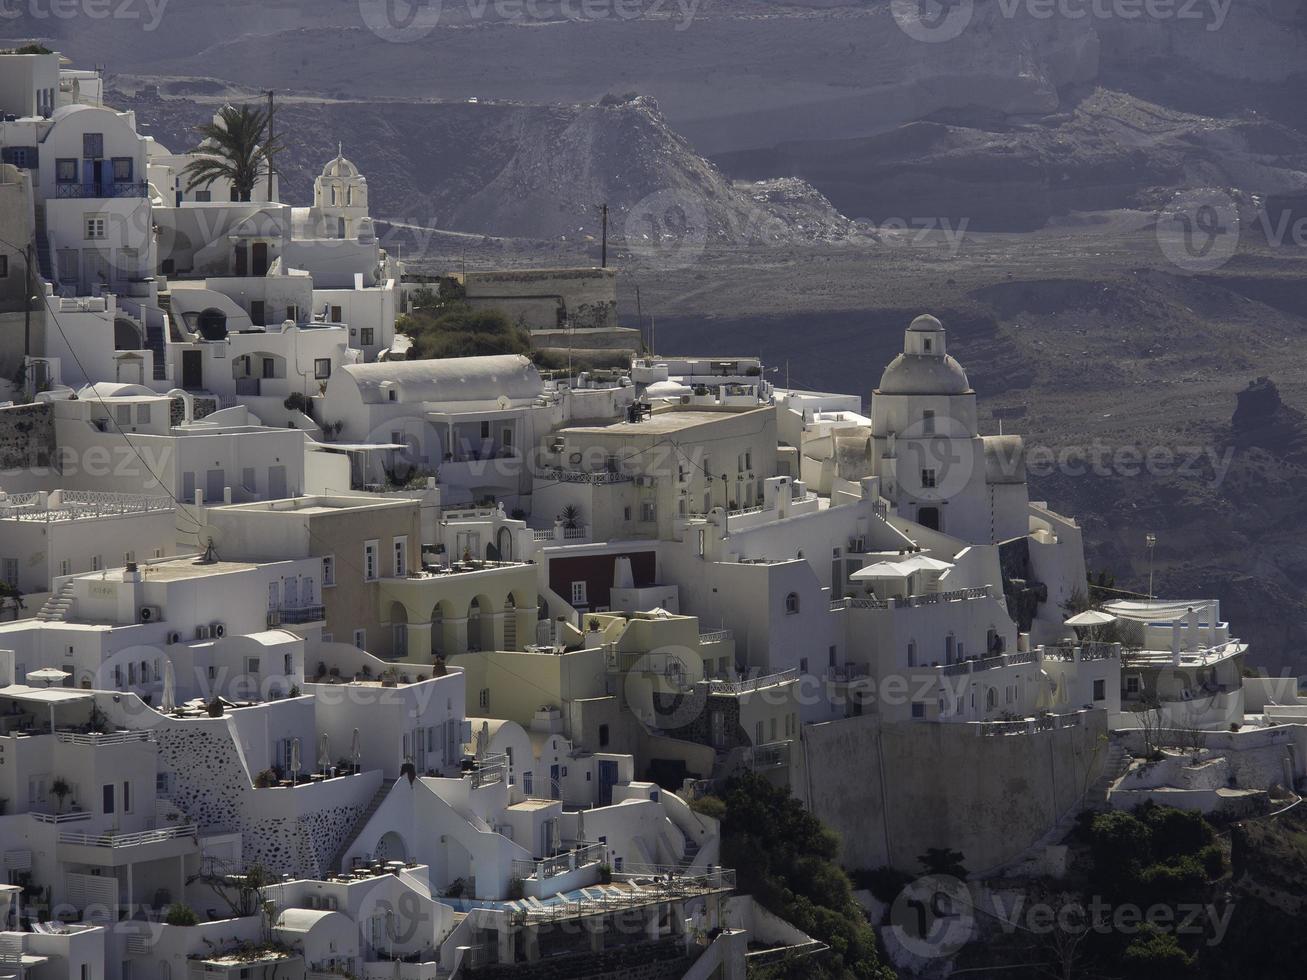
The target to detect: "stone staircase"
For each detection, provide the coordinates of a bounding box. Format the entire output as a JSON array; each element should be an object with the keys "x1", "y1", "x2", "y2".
[
  {"x1": 1087, "y1": 738, "x2": 1131, "y2": 810},
  {"x1": 327, "y1": 780, "x2": 392, "y2": 872},
  {"x1": 980, "y1": 737, "x2": 1131, "y2": 880},
  {"x1": 677, "y1": 831, "x2": 701, "y2": 871},
  {"x1": 37, "y1": 581, "x2": 75, "y2": 622}
]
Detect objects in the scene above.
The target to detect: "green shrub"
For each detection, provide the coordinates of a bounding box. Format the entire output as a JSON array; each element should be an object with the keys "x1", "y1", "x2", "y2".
[
  {"x1": 1198, "y1": 843, "x2": 1226, "y2": 878},
  {"x1": 164, "y1": 903, "x2": 199, "y2": 926},
  {"x1": 689, "y1": 795, "x2": 726, "y2": 820}
]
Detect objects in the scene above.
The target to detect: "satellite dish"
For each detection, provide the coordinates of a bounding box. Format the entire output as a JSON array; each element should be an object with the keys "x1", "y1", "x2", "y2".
[{"x1": 497, "y1": 395, "x2": 511, "y2": 410}]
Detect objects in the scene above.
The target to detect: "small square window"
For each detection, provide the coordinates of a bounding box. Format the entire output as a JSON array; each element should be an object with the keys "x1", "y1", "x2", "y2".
[
  {"x1": 112, "y1": 157, "x2": 133, "y2": 182},
  {"x1": 1093, "y1": 679, "x2": 1106, "y2": 701},
  {"x1": 56, "y1": 158, "x2": 77, "y2": 183},
  {"x1": 314, "y1": 358, "x2": 332, "y2": 380},
  {"x1": 911, "y1": 702, "x2": 926, "y2": 719},
  {"x1": 921, "y1": 468, "x2": 937, "y2": 489}
]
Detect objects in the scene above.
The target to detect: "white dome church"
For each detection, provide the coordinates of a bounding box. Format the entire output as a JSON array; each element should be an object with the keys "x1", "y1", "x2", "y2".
[{"x1": 869, "y1": 314, "x2": 1028, "y2": 543}]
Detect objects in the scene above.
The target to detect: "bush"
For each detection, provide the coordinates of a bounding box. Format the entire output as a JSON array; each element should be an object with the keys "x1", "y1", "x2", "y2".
[
  {"x1": 283, "y1": 391, "x2": 315, "y2": 420},
  {"x1": 254, "y1": 769, "x2": 278, "y2": 788},
  {"x1": 164, "y1": 902, "x2": 199, "y2": 926},
  {"x1": 1198, "y1": 842, "x2": 1226, "y2": 878},
  {"x1": 205, "y1": 696, "x2": 224, "y2": 717},
  {"x1": 507, "y1": 878, "x2": 525, "y2": 900},
  {"x1": 689, "y1": 795, "x2": 726, "y2": 820},
  {"x1": 1121, "y1": 924, "x2": 1195, "y2": 979},
  {"x1": 401, "y1": 305, "x2": 531, "y2": 360}
]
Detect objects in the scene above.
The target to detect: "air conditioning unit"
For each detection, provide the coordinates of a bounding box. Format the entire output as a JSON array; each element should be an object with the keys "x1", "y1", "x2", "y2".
[
  {"x1": 139, "y1": 605, "x2": 162, "y2": 623},
  {"x1": 166, "y1": 630, "x2": 182, "y2": 645},
  {"x1": 210, "y1": 622, "x2": 227, "y2": 639},
  {"x1": 194, "y1": 625, "x2": 211, "y2": 640},
  {"x1": 635, "y1": 476, "x2": 654, "y2": 488}
]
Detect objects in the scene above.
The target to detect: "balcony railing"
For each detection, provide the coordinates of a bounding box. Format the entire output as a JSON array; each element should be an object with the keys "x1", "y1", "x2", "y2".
[
  {"x1": 708, "y1": 668, "x2": 798, "y2": 696},
  {"x1": 540, "y1": 468, "x2": 632, "y2": 485},
  {"x1": 698, "y1": 629, "x2": 733, "y2": 644},
  {"x1": 59, "y1": 824, "x2": 197, "y2": 847},
  {"x1": 55, "y1": 730, "x2": 155, "y2": 746},
  {"x1": 0, "y1": 490, "x2": 174, "y2": 522},
  {"x1": 54, "y1": 180, "x2": 149, "y2": 199},
  {"x1": 268, "y1": 605, "x2": 325, "y2": 627},
  {"x1": 512, "y1": 842, "x2": 606, "y2": 881},
  {"x1": 745, "y1": 740, "x2": 790, "y2": 769}
]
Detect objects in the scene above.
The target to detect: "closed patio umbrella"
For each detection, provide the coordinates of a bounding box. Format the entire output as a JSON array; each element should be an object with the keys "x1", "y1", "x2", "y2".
[
  {"x1": 351, "y1": 727, "x2": 362, "y2": 771},
  {"x1": 318, "y1": 732, "x2": 331, "y2": 773},
  {"x1": 290, "y1": 738, "x2": 301, "y2": 781},
  {"x1": 161, "y1": 660, "x2": 176, "y2": 713}
]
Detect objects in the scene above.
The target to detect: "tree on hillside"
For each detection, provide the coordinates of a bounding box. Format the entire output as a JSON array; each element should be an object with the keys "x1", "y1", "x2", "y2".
[
  {"x1": 709, "y1": 773, "x2": 894, "y2": 980},
  {"x1": 183, "y1": 103, "x2": 282, "y2": 202},
  {"x1": 402, "y1": 305, "x2": 531, "y2": 360}
]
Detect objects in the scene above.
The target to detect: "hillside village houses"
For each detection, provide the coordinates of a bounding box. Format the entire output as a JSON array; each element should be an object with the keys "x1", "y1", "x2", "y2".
[{"x1": 0, "y1": 44, "x2": 1304, "y2": 980}]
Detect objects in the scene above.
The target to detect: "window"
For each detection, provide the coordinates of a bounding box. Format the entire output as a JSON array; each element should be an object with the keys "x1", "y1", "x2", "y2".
[
  {"x1": 799, "y1": 657, "x2": 809, "y2": 674},
  {"x1": 1093, "y1": 679, "x2": 1106, "y2": 701},
  {"x1": 392, "y1": 536, "x2": 408, "y2": 577},
  {"x1": 922, "y1": 409, "x2": 935, "y2": 435},
  {"x1": 923, "y1": 337, "x2": 933, "y2": 353},
  {"x1": 331, "y1": 305, "x2": 343, "y2": 322},
  {"x1": 322, "y1": 556, "x2": 335, "y2": 587},
  {"x1": 85, "y1": 216, "x2": 106, "y2": 240},
  {"x1": 353, "y1": 629, "x2": 366, "y2": 650},
  {"x1": 921, "y1": 468, "x2": 937, "y2": 489},
  {"x1": 784, "y1": 592, "x2": 799, "y2": 615},
  {"x1": 392, "y1": 623, "x2": 408, "y2": 657},
  {"x1": 249, "y1": 300, "x2": 265, "y2": 326},
  {"x1": 112, "y1": 157, "x2": 133, "y2": 182},
  {"x1": 83, "y1": 133, "x2": 104, "y2": 158},
  {"x1": 480, "y1": 420, "x2": 491, "y2": 439},
  {"x1": 91, "y1": 555, "x2": 102, "y2": 571},
  {"x1": 911, "y1": 702, "x2": 926, "y2": 719},
  {"x1": 363, "y1": 540, "x2": 379, "y2": 581},
  {"x1": 360, "y1": 327, "x2": 375, "y2": 346},
  {"x1": 102, "y1": 784, "x2": 115, "y2": 814},
  {"x1": 56, "y1": 158, "x2": 77, "y2": 183},
  {"x1": 479, "y1": 688, "x2": 490, "y2": 711},
  {"x1": 599, "y1": 724, "x2": 609, "y2": 747},
  {"x1": 0, "y1": 255, "x2": 6, "y2": 279},
  {"x1": 286, "y1": 305, "x2": 299, "y2": 323},
  {"x1": 1, "y1": 557, "x2": 15, "y2": 587},
  {"x1": 570, "y1": 581, "x2": 587, "y2": 606},
  {"x1": 523, "y1": 771, "x2": 533, "y2": 795},
  {"x1": 641, "y1": 501, "x2": 656, "y2": 523},
  {"x1": 122, "y1": 780, "x2": 131, "y2": 813},
  {"x1": 193, "y1": 189, "x2": 211, "y2": 202},
  {"x1": 314, "y1": 358, "x2": 332, "y2": 380},
  {"x1": 246, "y1": 657, "x2": 260, "y2": 674},
  {"x1": 828, "y1": 645, "x2": 837, "y2": 667}
]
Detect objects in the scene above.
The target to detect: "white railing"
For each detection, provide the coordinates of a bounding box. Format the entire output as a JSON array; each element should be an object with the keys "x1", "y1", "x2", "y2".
[
  {"x1": 59, "y1": 824, "x2": 196, "y2": 847},
  {"x1": 512, "y1": 842, "x2": 606, "y2": 880},
  {"x1": 709, "y1": 668, "x2": 798, "y2": 696},
  {"x1": 31, "y1": 810, "x2": 93, "y2": 824},
  {"x1": 540, "y1": 468, "x2": 632, "y2": 485},
  {"x1": 55, "y1": 730, "x2": 154, "y2": 746},
  {"x1": 698, "y1": 629, "x2": 733, "y2": 644},
  {"x1": 0, "y1": 490, "x2": 174, "y2": 522}
]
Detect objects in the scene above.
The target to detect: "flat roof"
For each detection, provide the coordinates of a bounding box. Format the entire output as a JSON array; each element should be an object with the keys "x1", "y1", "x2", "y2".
[
  {"x1": 564, "y1": 408, "x2": 762, "y2": 437},
  {"x1": 121, "y1": 558, "x2": 261, "y2": 582},
  {"x1": 212, "y1": 494, "x2": 415, "y2": 515},
  {"x1": 1, "y1": 684, "x2": 95, "y2": 705}
]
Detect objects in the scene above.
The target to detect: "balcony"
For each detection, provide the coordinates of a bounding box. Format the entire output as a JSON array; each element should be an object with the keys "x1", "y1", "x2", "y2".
[
  {"x1": 708, "y1": 668, "x2": 798, "y2": 696},
  {"x1": 511, "y1": 842, "x2": 606, "y2": 882},
  {"x1": 54, "y1": 180, "x2": 149, "y2": 199},
  {"x1": 267, "y1": 604, "x2": 326, "y2": 627},
  {"x1": 58, "y1": 823, "x2": 198, "y2": 865}
]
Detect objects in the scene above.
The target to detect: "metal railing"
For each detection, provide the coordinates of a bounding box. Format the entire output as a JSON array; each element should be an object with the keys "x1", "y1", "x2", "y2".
[
  {"x1": 540, "y1": 468, "x2": 632, "y2": 485},
  {"x1": 698, "y1": 629, "x2": 733, "y2": 644},
  {"x1": 709, "y1": 668, "x2": 798, "y2": 696},
  {"x1": 59, "y1": 824, "x2": 196, "y2": 847},
  {"x1": 745, "y1": 740, "x2": 790, "y2": 769},
  {"x1": 512, "y1": 842, "x2": 606, "y2": 881},
  {"x1": 267, "y1": 604, "x2": 325, "y2": 626},
  {"x1": 54, "y1": 180, "x2": 149, "y2": 199}
]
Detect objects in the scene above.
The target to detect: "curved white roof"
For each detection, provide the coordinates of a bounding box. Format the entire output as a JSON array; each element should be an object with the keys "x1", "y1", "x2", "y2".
[
  {"x1": 877, "y1": 354, "x2": 971, "y2": 396},
  {"x1": 341, "y1": 355, "x2": 542, "y2": 405}
]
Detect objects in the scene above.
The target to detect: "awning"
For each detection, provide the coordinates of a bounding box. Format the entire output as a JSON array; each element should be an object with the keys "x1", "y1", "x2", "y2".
[
  {"x1": 1, "y1": 684, "x2": 93, "y2": 705},
  {"x1": 850, "y1": 562, "x2": 915, "y2": 581},
  {"x1": 306, "y1": 441, "x2": 407, "y2": 453}
]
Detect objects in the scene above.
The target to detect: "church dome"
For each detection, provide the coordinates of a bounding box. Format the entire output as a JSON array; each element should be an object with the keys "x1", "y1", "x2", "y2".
[
  {"x1": 908, "y1": 313, "x2": 943, "y2": 332},
  {"x1": 322, "y1": 151, "x2": 360, "y2": 179},
  {"x1": 876, "y1": 353, "x2": 971, "y2": 395}
]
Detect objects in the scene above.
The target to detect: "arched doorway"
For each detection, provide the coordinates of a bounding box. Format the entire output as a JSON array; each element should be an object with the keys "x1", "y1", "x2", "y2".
[
  {"x1": 388, "y1": 601, "x2": 409, "y2": 658},
  {"x1": 468, "y1": 595, "x2": 495, "y2": 652},
  {"x1": 496, "y1": 526, "x2": 514, "y2": 562},
  {"x1": 196, "y1": 308, "x2": 228, "y2": 341},
  {"x1": 113, "y1": 317, "x2": 142, "y2": 351},
  {"x1": 374, "y1": 830, "x2": 408, "y2": 863},
  {"x1": 918, "y1": 506, "x2": 940, "y2": 531}
]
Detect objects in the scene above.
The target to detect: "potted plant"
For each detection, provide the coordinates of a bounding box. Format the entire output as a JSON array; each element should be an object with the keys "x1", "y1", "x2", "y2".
[
  {"x1": 50, "y1": 778, "x2": 71, "y2": 814},
  {"x1": 597, "y1": 864, "x2": 613, "y2": 884}
]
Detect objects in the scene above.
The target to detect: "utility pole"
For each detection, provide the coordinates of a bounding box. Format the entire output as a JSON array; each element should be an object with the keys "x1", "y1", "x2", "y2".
[
  {"x1": 1145, "y1": 532, "x2": 1157, "y2": 602},
  {"x1": 24, "y1": 242, "x2": 34, "y2": 358},
  {"x1": 600, "y1": 203, "x2": 608, "y2": 268},
  {"x1": 635, "y1": 284, "x2": 642, "y2": 349},
  {"x1": 265, "y1": 90, "x2": 275, "y2": 202}
]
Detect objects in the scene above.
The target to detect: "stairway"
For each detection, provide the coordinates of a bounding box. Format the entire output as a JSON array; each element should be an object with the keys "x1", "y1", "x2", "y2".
[
  {"x1": 37, "y1": 581, "x2": 75, "y2": 622},
  {"x1": 1087, "y1": 739, "x2": 1131, "y2": 810},
  {"x1": 326, "y1": 780, "x2": 392, "y2": 872},
  {"x1": 677, "y1": 834, "x2": 701, "y2": 871},
  {"x1": 144, "y1": 311, "x2": 168, "y2": 380}
]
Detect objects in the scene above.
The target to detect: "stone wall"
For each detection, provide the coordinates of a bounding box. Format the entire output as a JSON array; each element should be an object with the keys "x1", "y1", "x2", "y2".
[
  {"x1": 0, "y1": 400, "x2": 53, "y2": 471},
  {"x1": 799, "y1": 712, "x2": 1109, "y2": 873},
  {"x1": 463, "y1": 268, "x2": 617, "y2": 332},
  {"x1": 154, "y1": 723, "x2": 368, "y2": 878}
]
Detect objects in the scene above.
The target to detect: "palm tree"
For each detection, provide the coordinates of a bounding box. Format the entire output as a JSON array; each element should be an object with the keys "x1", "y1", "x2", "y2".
[{"x1": 182, "y1": 103, "x2": 282, "y2": 202}]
